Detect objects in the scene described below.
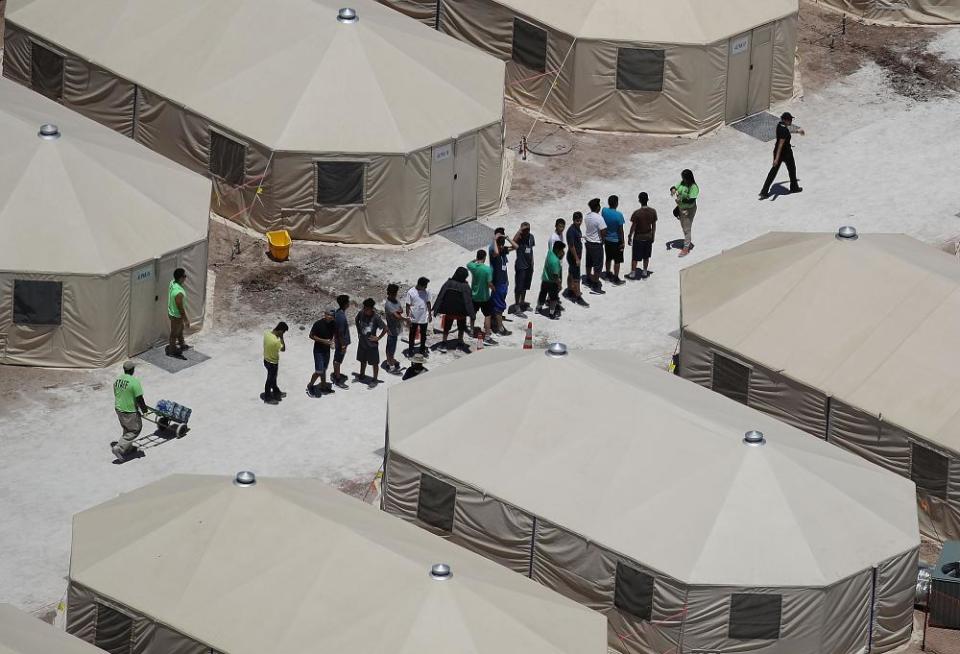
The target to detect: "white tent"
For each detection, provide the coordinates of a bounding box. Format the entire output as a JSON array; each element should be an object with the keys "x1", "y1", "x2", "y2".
[
  {"x1": 820, "y1": 0, "x2": 960, "y2": 24},
  {"x1": 3, "y1": 0, "x2": 507, "y2": 244},
  {"x1": 0, "y1": 604, "x2": 105, "y2": 654},
  {"x1": 67, "y1": 473, "x2": 607, "y2": 654},
  {"x1": 679, "y1": 230, "x2": 960, "y2": 540},
  {"x1": 378, "y1": 0, "x2": 799, "y2": 133},
  {"x1": 0, "y1": 77, "x2": 208, "y2": 368},
  {"x1": 383, "y1": 347, "x2": 919, "y2": 654}
]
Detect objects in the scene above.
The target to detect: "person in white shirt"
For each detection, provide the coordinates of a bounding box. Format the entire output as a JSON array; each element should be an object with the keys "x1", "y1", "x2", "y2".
[
  {"x1": 583, "y1": 198, "x2": 608, "y2": 294},
  {"x1": 547, "y1": 217, "x2": 566, "y2": 251},
  {"x1": 405, "y1": 277, "x2": 432, "y2": 357}
]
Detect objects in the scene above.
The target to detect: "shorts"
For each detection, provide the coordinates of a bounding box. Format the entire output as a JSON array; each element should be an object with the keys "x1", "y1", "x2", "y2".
[
  {"x1": 515, "y1": 267, "x2": 533, "y2": 292},
  {"x1": 442, "y1": 314, "x2": 467, "y2": 332},
  {"x1": 474, "y1": 299, "x2": 492, "y2": 317},
  {"x1": 313, "y1": 348, "x2": 330, "y2": 374},
  {"x1": 566, "y1": 253, "x2": 581, "y2": 279},
  {"x1": 633, "y1": 239, "x2": 653, "y2": 260},
  {"x1": 604, "y1": 240, "x2": 624, "y2": 264},
  {"x1": 357, "y1": 343, "x2": 379, "y2": 366},
  {"x1": 491, "y1": 282, "x2": 508, "y2": 314},
  {"x1": 585, "y1": 242, "x2": 603, "y2": 272},
  {"x1": 334, "y1": 346, "x2": 347, "y2": 364},
  {"x1": 386, "y1": 333, "x2": 399, "y2": 358}
]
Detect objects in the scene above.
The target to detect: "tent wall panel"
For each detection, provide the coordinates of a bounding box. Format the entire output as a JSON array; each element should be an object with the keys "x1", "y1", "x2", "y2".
[
  {"x1": 677, "y1": 331, "x2": 714, "y2": 387},
  {"x1": 682, "y1": 585, "x2": 823, "y2": 654},
  {"x1": 2, "y1": 23, "x2": 32, "y2": 86},
  {"x1": 771, "y1": 13, "x2": 798, "y2": 102},
  {"x1": 745, "y1": 360, "x2": 828, "y2": 438},
  {"x1": 376, "y1": 0, "x2": 438, "y2": 25},
  {"x1": 0, "y1": 271, "x2": 129, "y2": 367},
  {"x1": 531, "y1": 520, "x2": 683, "y2": 654},
  {"x1": 872, "y1": 549, "x2": 918, "y2": 653},
  {"x1": 827, "y1": 401, "x2": 910, "y2": 476},
  {"x1": 820, "y1": 0, "x2": 960, "y2": 25},
  {"x1": 819, "y1": 571, "x2": 872, "y2": 654},
  {"x1": 383, "y1": 454, "x2": 535, "y2": 573},
  {"x1": 911, "y1": 435, "x2": 960, "y2": 540},
  {"x1": 141, "y1": 623, "x2": 209, "y2": 654},
  {"x1": 947, "y1": 457, "x2": 960, "y2": 539},
  {"x1": 175, "y1": 240, "x2": 209, "y2": 330},
  {"x1": 66, "y1": 583, "x2": 98, "y2": 645},
  {"x1": 477, "y1": 122, "x2": 506, "y2": 216}
]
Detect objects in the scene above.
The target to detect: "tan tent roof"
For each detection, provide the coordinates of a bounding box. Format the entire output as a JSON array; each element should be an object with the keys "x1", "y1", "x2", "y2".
[
  {"x1": 71, "y1": 474, "x2": 606, "y2": 654},
  {"x1": 0, "y1": 78, "x2": 208, "y2": 275},
  {"x1": 0, "y1": 604, "x2": 104, "y2": 654},
  {"x1": 681, "y1": 231, "x2": 960, "y2": 452},
  {"x1": 388, "y1": 348, "x2": 918, "y2": 587},
  {"x1": 487, "y1": 0, "x2": 798, "y2": 44},
  {"x1": 7, "y1": 0, "x2": 504, "y2": 154}
]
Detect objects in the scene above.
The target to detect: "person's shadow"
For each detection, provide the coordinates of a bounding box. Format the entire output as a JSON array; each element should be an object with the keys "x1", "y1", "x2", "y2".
[{"x1": 764, "y1": 183, "x2": 792, "y2": 201}]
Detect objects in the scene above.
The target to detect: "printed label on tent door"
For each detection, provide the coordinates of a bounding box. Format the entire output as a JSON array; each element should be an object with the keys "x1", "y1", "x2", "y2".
[
  {"x1": 434, "y1": 144, "x2": 452, "y2": 162},
  {"x1": 731, "y1": 36, "x2": 750, "y2": 56},
  {"x1": 134, "y1": 266, "x2": 153, "y2": 283}
]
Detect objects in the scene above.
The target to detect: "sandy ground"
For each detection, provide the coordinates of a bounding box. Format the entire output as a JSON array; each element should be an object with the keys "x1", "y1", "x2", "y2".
[{"x1": 2, "y1": 4, "x2": 960, "y2": 650}]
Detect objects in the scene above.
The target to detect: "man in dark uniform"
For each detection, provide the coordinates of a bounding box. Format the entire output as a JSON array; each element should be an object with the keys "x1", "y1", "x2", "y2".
[{"x1": 759, "y1": 112, "x2": 805, "y2": 200}]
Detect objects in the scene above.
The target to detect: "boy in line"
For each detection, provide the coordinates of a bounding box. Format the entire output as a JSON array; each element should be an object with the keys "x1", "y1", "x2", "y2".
[
  {"x1": 626, "y1": 192, "x2": 658, "y2": 280},
  {"x1": 511, "y1": 222, "x2": 535, "y2": 317},
  {"x1": 355, "y1": 298, "x2": 387, "y2": 389},
  {"x1": 563, "y1": 212, "x2": 588, "y2": 307},
  {"x1": 333, "y1": 294, "x2": 351, "y2": 388},
  {"x1": 306, "y1": 309, "x2": 336, "y2": 397},
  {"x1": 601, "y1": 195, "x2": 626, "y2": 285},
  {"x1": 468, "y1": 249, "x2": 495, "y2": 344},
  {"x1": 537, "y1": 241, "x2": 566, "y2": 319},
  {"x1": 405, "y1": 277, "x2": 432, "y2": 357},
  {"x1": 382, "y1": 284, "x2": 404, "y2": 375}
]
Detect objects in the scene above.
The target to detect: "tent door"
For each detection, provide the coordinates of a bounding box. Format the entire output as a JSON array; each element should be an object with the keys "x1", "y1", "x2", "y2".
[
  {"x1": 428, "y1": 141, "x2": 455, "y2": 233},
  {"x1": 747, "y1": 24, "x2": 774, "y2": 116},
  {"x1": 724, "y1": 32, "x2": 752, "y2": 123},
  {"x1": 453, "y1": 133, "x2": 478, "y2": 225},
  {"x1": 128, "y1": 261, "x2": 159, "y2": 356}
]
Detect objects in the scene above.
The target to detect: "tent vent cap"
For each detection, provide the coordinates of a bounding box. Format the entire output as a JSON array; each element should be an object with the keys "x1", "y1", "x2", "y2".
[
  {"x1": 836, "y1": 226, "x2": 858, "y2": 240},
  {"x1": 743, "y1": 430, "x2": 766, "y2": 446},
  {"x1": 234, "y1": 470, "x2": 257, "y2": 487},
  {"x1": 38, "y1": 124, "x2": 61, "y2": 140},
  {"x1": 430, "y1": 563, "x2": 452, "y2": 580},
  {"x1": 337, "y1": 7, "x2": 358, "y2": 23},
  {"x1": 545, "y1": 342, "x2": 568, "y2": 357}
]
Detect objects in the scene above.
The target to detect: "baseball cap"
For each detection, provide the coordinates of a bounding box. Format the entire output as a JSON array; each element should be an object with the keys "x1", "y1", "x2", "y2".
[
  {"x1": 781, "y1": 112, "x2": 794, "y2": 120},
  {"x1": 122, "y1": 360, "x2": 136, "y2": 372}
]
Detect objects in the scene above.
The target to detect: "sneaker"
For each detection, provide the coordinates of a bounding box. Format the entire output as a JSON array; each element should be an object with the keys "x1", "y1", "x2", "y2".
[
  {"x1": 261, "y1": 393, "x2": 280, "y2": 404},
  {"x1": 600, "y1": 271, "x2": 611, "y2": 281},
  {"x1": 575, "y1": 296, "x2": 590, "y2": 307},
  {"x1": 678, "y1": 248, "x2": 689, "y2": 258},
  {"x1": 508, "y1": 305, "x2": 520, "y2": 315},
  {"x1": 380, "y1": 361, "x2": 390, "y2": 371},
  {"x1": 624, "y1": 272, "x2": 639, "y2": 280},
  {"x1": 368, "y1": 380, "x2": 379, "y2": 390},
  {"x1": 306, "y1": 385, "x2": 321, "y2": 398},
  {"x1": 438, "y1": 345, "x2": 448, "y2": 354},
  {"x1": 520, "y1": 302, "x2": 532, "y2": 312},
  {"x1": 515, "y1": 311, "x2": 528, "y2": 319},
  {"x1": 278, "y1": 391, "x2": 288, "y2": 399},
  {"x1": 497, "y1": 328, "x2": 512, "y2": 337},
  {"x1": 790, "y1": 186, "x2": 803, "y2": 193},
  {"x1": 180, "y1": 344, "x2": 192, "y2": 351},
  {"x1": 562, "y1": 288, "x2": 575, "y2": 300},
  {"x1": 758, "y1": 192, "x2": 770, "y2": 200},
  {"x1": 483, "y1": 336, "x2": 498, "y2": 346},
  {"x1": 535, "y1": 305, "x2": 543, "y2": 314},
  {"x1": 166, "y1": 348, "x2": 187, "y2": 360},
  {"x1": 589, "y1": 287, "x2": 606, "y2": 295},
  {"x1": 612, "y1": 276, "x2": 626, "y2": 286},
  {"x1": 111, "y1": 445, "x2": 123, "y2": 460}
]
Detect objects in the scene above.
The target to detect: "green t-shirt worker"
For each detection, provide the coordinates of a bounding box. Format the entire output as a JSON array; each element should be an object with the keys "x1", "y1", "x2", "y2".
[
  {"x1": 467, "y1": 249, "x2": 495, "y2": 341},
  {"x1": 672, "y1": 168, "x2": 700, "y2": 258},
  {"x1": 167, "y1": 268, "x2": 190, "y2": 359},
  {"x1": 536, "y1": 241, "x2": 565, "y2": 318},
  {"x1": 112, "y1": 360, "x2": 148, "y2": 461},
  {"x1": 261, "y1": 322, "x2": 288, "y2": 405}
]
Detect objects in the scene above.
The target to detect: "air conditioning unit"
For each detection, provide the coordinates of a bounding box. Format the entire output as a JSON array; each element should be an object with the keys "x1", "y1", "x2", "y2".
[{"x1": 930, "y1": 541, "x2": 960, "y2": 629}]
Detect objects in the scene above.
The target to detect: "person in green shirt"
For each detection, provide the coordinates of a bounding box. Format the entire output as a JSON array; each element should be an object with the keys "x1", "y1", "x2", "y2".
[
  {"x1": 112, "y1": 360, "x2": 148, "y2": 461},
  {"x1": 467, "y1": 249, "x2": 494, "y2": 343},
  {"x1": 536, "y1": 241, "x2": 565, "y2": 319},
  {"x1": 671, "y1": 169, "x2": 699, "y2": 258},
  {"x1": 261, "y1": 322, "x2": 288, "y2": 404},
  {"x1": 166, "y1": 268, "x2": 190, "y2": 359}
]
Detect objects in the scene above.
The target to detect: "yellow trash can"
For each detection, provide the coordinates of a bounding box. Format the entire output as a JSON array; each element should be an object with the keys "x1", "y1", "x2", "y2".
[{"x1": 266, "y1": 229, "x2": 291, "y2": 261}]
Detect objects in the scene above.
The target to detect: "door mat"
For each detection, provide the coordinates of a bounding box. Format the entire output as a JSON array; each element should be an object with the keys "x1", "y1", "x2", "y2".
[
  {"x1": 138, "y1": 344, "x2": 210, "y2": 374},
  {"x1": 731, "y1": 111, "x2": 780, "y2": 142}
]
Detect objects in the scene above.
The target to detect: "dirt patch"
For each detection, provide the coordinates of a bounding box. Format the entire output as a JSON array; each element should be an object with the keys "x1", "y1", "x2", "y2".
[
  {"x1": 799, "y1": 2, "x2": 960, "y2": 98},
  {"x1": 208, "y1": 219, "x2": 390, "y2": 330}
]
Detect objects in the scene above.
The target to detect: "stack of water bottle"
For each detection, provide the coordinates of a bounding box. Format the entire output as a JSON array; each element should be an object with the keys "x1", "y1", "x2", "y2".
[{"x1": 155, "y1": 399, "x2": 192, "y2": 424}]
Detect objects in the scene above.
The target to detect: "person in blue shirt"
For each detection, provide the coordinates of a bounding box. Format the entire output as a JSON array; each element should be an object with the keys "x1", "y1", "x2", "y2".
[
  {"x1": 488, "y1": 227, "x2": 516, "y2": 340},
  {"x1": 601, "y1": 195, "x2": 626, "y2": 285}
]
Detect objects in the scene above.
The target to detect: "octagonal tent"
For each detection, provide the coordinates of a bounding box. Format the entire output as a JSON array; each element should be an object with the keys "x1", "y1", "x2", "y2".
[
  {"x1": 2, "y1": 0, "x2": 506, "y2": 245},
  {"x1": 679, "y1": 230, "x2": 960, "y2": 541},
  {"x1": 819, "y1": 0, "x2": 960, "y2": 25},
  {"x1": 67, "y1": 473, "x2": 607, "y2": 654},
  {"x1": 0, "y1": 78, "x2": 208, "y2": 368},
  {"x1": 0, "y1": 604, "x2": 106, "y2": 654},
  {"x1": 379, "y1": 0, "x2": 798, "y2": 133},
  {"x1": 383, "y1": 348, "x2": 919, "y2": 654}
]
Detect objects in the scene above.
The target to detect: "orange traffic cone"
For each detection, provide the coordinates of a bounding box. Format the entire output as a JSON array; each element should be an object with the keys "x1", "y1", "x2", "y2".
[{"x1": 523, "y1": 321, "x2": 534, "y2": 350}]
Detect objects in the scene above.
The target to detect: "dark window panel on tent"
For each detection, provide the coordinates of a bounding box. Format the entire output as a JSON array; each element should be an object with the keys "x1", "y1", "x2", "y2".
[
  {"x1": 512, "y1": 18, "x2": 548, "y2": 73},
  {"x1": 31, "y1": 42, "x2": 64, "y2": 100},
  {"x1": 728, "y1": 593, "x2": 782, "y2": 640},
  {"x1": 712, "y1": 353, "x2": 750, "y2": 405},
  {"x1": 94, "y1": 603, "x2": 133, "y2": 654},
  {"x1": 13, "y1": 280, "x2": 62, "y2": 325},
  {"x1": 209, "y1": 131, "x2": 246, "y2": 186},
  {"x1": 617, "y1": 49, "x2": 665, "y2": 92},
  {"x1": 417, "y1": 473, "x2": 456, "y2": 532},
  {"x1": 911, "y1": 443, "x2": 949, "y2": 499},
  {"x1": 316, "y1": 162, "x2": 366, "y2": 206},
  {"x1": 613, "y1": 561, "x2": 655, "y2": 621}
]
